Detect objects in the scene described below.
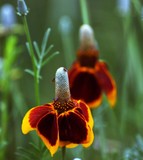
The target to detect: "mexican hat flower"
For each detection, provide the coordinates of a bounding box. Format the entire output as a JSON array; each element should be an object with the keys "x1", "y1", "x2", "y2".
[
  {"x1": 68, "y1": 24, "x2": 117, "y2": 108},
  {"x1": 21, "y1": 67, "x2": 94, "y2": 156}
]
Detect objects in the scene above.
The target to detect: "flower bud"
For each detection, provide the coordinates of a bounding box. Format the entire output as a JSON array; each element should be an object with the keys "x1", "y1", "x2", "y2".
[{"x1": 17, "y1": 0, "x2": 29, "y2": 16}]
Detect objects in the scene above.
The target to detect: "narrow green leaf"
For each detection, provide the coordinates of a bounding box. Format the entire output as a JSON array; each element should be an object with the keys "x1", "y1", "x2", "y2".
[
  {"x1": 25, "y1": 69, "x2": 34, "y2": 76},
  {"x1": 42, "y1": 51, "x2": 59, "y2": 67},
  {"x1": 41, "y1": 28, "x2": 51, "y2": 55},
  {"x1": 16, "y1": 152, "x2": 32, "y2": 160},
  {"x1": 26, "y1": 42, "x2": 31, "y2": 56},
  {"x1": 26, "y1": 42, "x2": 38, "y2": 67},
  {"x1": 25, "y1": 69, "x2": 42, "y2": 79},
  {"x1": 29, "y1": 142, "x2": 40, "y2": 152},
  {"x1": 43, "y1": 44, "x2": 54, "y2": 57},
  {"x1": 33, "y1": 41, "x2": 40, "y2": 58},
  {"x1": 17, "y1": 147, "x2": 38, "y2": 159}
]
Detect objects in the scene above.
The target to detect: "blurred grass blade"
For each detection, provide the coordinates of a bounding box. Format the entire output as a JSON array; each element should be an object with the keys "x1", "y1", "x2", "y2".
[
  {"x1": 132, "y1": 0, "x2": 141, "y2": 15},
  {"x1": 4, "y1": 36, "x2": 21, "y2": 71},
  {"x1": 58, "y1": 16, "x2": 74, "y2": 67}
]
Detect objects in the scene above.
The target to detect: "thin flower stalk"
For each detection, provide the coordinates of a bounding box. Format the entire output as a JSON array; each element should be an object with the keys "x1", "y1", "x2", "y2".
[
  {"x1": 62, "y1": 146, "x2": 66, "y2": 160},
  {"x1": 22, "y1": 16, "x2": 40, "y2": 105},
  {"x1": 17, "y1": 0, "x2": 40, "y2": 104},
  {"x1": 59, "y1": 16, "x2": 74, "y2": 68},
  {"x1": 79, "y1": 0, "x2": 90, "y2": 24}
]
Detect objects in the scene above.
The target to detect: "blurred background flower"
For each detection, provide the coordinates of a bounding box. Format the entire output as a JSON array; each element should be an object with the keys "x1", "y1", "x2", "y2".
[
  {"x1": 0, "y1": 4, "x2": 16, "y2": 28},
  {"x1": 117, "y1": 0, "x2": 130, "y2": 15},
  {"x1": 0, "y1": 3, "x2": 23, "y2": 37}
]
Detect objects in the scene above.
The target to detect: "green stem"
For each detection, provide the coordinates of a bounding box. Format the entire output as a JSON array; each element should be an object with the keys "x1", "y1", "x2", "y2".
[
  {"x1": 98, "y1": 115, "x2": 108, "y2": 160},
  {"x1": 0, "y1": 101, "x2": 8, "y2": 160},
  {"x1": 58, "y1": 16, "x2": 74, "y2": 67},
  {"x1": 62, "y1": 146, "x2": 66, "y2": 160},
  {"x1": 22, "y1": 16, "x2": 40, "y2": 105},
  {"x1": 79, "y1": 0, "x2": 90, "y2": 24}
]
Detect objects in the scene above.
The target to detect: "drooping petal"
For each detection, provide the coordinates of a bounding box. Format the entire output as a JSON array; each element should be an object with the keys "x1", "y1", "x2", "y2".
[
  {"x1": 95, "y1": 61, "x2": 117, "y2": 107},
  {"x1": 21, "y1": 104, "x2": 53, "y2": 134},
  {"x1": 82, "y1": 124, "x2": 94, "y2": 148},
  {"x1": 71, "y1": 102, "x2": 94, "y2": 147},
  {"x1": 75, "y1": 100, "x2": 94, "y2": 128},
  {"x1": 58, "y1": 111, "x2": 93, "y2": 147},
  {"x1": 37, "y1": 112, "x2": 59, "y2": 156},
  {"x1": 69, "y1": 65, "x2": 102, "y2": 107},
  {"x1": 73, "y1": 100, "x2": 94, "y2": 147}
]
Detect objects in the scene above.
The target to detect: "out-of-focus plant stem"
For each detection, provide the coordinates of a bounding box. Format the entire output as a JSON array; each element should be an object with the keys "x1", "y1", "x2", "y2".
[
  {"x1": 120, "y1": 0, "x2": 143, "y2": 139},
  {"x1": 59, "y1": 16, "x2": 74, "y2": 68},
  {"x1": 62, "y1": 146, "x2": 66, "y2": 160},
  {"x1": 0, "y1": 102, "x2": 8, "y2": 160},
  {"x1": 0, "y1": 35, "x2": 21, "y2": 160},
  {"x1": 79, "y1": 0, "x2": 90, "y2": 24},
  {"x1": 22, "y1": 16, "x2": 40, "y2": 105}
]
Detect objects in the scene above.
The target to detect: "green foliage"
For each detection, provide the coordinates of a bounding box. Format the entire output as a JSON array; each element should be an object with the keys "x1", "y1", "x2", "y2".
[
  {"x1": 0, "y1": 35, "x2": 22, "y2": 160},
  {"x1": 4, "y1": 36, "x2": 21, "y2": 70},
  {"x1": 25, "y1": 28, "x2": 59, "y2": 82},
  {"x1": 16, "y1": 142, "x2": 51, "y2": 160},
  {"x1": 0, "y1": 35, "x2": 22, "y2": 87}
]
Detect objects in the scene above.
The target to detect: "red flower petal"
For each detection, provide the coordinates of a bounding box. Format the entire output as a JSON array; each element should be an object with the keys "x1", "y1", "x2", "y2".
[
  {"x1": 22, "y1": 104, "x2": 53, "y2": 134},
  {"x1": 37, "y1": 112, "x2": 59, "y2": 156},
  {"x1": 69, "y1": 67, "x2": 102, "y2": 107},
  {"x1": 95, "y1": 61, "x2": 117, "y2": 107},
  {"x1": 29, "y1": 104, "x2": 54, "y2": 128},
  {"x1": 58, "y1": 111, "x2": 88, "y2": 144}
]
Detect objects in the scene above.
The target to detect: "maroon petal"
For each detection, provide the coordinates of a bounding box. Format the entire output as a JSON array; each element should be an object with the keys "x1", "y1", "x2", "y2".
[
  {"x1": 58, "y1": 112, "x2": 88, "y2": 144},
  {"x1": 22, "y1": 104, "x2": 54, "y2": 134},
  {"x1": 37, "y1": 112, "x2": 58, "y2": 147},
  {"x1": 29, "y1": 104, "x2": 53, "y2": 128},
  {"x1": 70, "y1": 70, "x2": 102, "y2": 104},
  {"x1": 95, "y1": 61, "x2": 117, "y2": 106},
  {"x1": 74, "y1": 100, "x2": 94, "y2": 128}
]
